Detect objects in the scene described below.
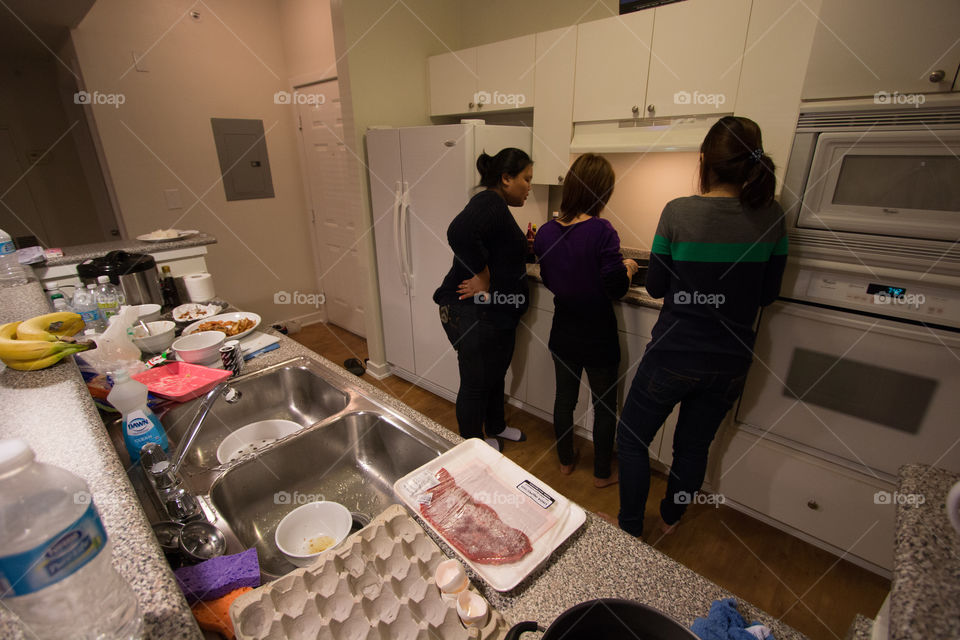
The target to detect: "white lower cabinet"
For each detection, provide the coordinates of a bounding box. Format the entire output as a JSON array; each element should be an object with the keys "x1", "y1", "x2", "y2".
[{"x1": 714, "y1": 427, "x2": 895, "y2": 572}]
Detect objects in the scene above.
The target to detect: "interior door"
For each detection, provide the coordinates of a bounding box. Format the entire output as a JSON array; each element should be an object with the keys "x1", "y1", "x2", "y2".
[
  {"x1": 400, "y1": 125, "x2": 471, "y2": 393},
  {"x1": 366, "y1": 128, "x2": 416, "y2": 374},
  {"x1": 296, "y1": 81, "x2": 367, "y2": 336}
]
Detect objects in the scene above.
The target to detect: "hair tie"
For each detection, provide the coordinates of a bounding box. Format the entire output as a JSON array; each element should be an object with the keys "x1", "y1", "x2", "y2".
[{"x1": 750, "y1": 148, "x2": 764, "y2": 163}]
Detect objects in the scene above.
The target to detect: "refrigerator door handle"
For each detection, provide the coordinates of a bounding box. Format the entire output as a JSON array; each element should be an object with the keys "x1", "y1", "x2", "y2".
[
  {"x1": 392, "y1": 180, "x2": 408, "y2": 295},
  {"x1": 400, "y1": 181, "x2": 415, "y2": 295}
]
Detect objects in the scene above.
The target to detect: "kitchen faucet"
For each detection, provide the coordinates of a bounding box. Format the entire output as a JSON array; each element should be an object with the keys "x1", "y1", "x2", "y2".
[
  {"x1": 169, "y1": 381, "x2": 242, "y2": 476},
  {"x1": 139, "y1": 382, "x2": 241, "y2": 522}
]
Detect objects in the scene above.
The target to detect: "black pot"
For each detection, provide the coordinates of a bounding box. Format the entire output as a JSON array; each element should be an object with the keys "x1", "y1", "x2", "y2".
[{"x1": 505, "y1": 598, "x2": 699, "y2": 640}]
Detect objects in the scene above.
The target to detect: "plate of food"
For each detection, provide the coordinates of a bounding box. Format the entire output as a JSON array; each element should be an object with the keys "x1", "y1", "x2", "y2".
[
  {"x1": 181, "y1": 312, "x2": 261, "y2": 341},
  {"x1": 136, "y1": 229, "x2": 199, "y2": 242},
  {"x1": 171, "y1": 302, "x2": 223, "y2": 323}
]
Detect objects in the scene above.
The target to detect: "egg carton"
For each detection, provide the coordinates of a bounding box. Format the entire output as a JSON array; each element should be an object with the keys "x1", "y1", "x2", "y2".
[{"x1": 230, "y1": 504, "x2": 506, "y2": 640}]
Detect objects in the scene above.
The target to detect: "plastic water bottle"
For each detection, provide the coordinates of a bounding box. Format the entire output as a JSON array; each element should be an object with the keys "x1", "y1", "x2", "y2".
[
  {"x1": 0, "y1": 228, "x2": 27, "y2": 285},
  {"x1": 0, "y1": 439, "x2": 143, "y2": 639},
  {"x1": 107, "y1": 370, "x2": 169, "y2": 462},
  {"x1": 95, "y1": 276, "x2": 121, "y2": 325},
  {"x1": 73, "y1": 284, "x2": 103, "y2": 332}
]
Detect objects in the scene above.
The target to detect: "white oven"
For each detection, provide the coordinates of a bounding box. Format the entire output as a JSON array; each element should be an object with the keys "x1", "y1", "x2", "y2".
[
  {"x1": 737, "y1": 260, "x2": 960, "y2": 479},
  {"x1": 781, "y1": 94, "x2": 960, "y2": 275}
]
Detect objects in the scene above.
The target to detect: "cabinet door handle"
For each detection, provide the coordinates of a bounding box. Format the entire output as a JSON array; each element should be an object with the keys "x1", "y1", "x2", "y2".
[
  {"x1": 647, "y1": 104, "x2": 655, "y2": 114},
  {"x1": 807, "y1": 499, "x2": 820, "y2": 511},
  {"x1": 469, "y1": 102, "x2": 475, "y2": 109},
  {"x1": 632, "y1": 105, "x2": 640, "y2": 115},
  {"x1": 557, "y1": 175, "x2": 564, "y2": 184},
  {"x1": 929, "y1": 69, "x2": 947, "y2": 83}
]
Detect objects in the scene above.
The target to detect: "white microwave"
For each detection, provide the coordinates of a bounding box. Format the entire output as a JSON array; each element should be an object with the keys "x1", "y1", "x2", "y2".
[{"x1": 782, "y1": 95, "x2": 960, "y2": 270}]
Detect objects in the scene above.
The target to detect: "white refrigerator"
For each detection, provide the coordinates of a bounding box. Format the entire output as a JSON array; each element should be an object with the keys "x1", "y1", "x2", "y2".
[{"x1": 366, "y1": 123, "x2": 532, "y2": 398}]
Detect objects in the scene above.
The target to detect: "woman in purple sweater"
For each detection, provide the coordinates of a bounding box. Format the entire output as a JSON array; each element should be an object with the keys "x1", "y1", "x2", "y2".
[{"x1": 534, "y1": 154, "x2": 639, "y2": 487}]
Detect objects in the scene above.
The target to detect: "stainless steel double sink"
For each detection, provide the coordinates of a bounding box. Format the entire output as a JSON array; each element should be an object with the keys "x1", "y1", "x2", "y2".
[{"x1": 114, "y1": 356, "x2": 453, "y2": 578}]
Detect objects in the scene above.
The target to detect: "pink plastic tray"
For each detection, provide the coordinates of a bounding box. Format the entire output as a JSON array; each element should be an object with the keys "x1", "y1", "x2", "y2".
[{"x1": 133, "y1": 362, "x2": 231, "y2": 402}]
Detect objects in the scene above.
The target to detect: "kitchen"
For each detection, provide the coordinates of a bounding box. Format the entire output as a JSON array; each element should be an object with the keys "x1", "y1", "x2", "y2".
[{"x1": 1, "y1": 0, "x2": 958, "y2": 639}]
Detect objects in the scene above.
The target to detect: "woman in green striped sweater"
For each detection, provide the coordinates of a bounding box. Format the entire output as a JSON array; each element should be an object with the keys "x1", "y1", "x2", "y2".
[{"x1": 615, "y1": 116, "x2": 788, "y2": 539}]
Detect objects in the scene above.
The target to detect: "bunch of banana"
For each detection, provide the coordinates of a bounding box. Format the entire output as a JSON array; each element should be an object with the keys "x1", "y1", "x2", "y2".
[{"x1": 0, "y1": 312, "x2": 94, "y2": 371}]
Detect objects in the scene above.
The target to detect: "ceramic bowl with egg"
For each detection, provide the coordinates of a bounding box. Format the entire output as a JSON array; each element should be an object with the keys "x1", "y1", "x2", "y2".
[
  {"x1": 275, "y1": 501, "x2": 352, "y2": 567},
  {"x1": 171, "y1": 330, "x2": 226, "y2": 365},
  {"x1": 131, "y1": 320, "x2": 176, "y2": 354}
]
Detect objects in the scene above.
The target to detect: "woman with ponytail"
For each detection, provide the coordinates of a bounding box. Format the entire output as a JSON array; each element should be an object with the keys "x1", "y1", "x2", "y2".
[
  {"x1": 614, "y1": 116, "x2": 787, "y2": 539},
  {"x1": 434, "y1": 148, "x2": 533, "y2": 450}
]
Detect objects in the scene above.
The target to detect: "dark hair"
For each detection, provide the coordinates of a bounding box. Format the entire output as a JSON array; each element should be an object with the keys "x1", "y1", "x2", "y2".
[
  {"x1": 476, "y1": 148, "x2": 532, "y2": 189},
  {"x1": 559, "y1": 153, "x2": 615, "y2": 222},
  {"x1": 699, "y1": 116, "x2": 776, "y2": 209}
]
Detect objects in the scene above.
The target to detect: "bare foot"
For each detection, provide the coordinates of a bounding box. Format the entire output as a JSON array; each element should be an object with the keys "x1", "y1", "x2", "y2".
[
  {"x1": 559, "y1": 449, "x2": 579, "y2": 475},
  {"x1": 657, "y1": 516, "x2": 678, "y2": 535},
  {"x1": 596, "y1": 511, "x2": 618, "y2": 526},
  {"x1": 593, "y1": 475, "x2": 618, "y2": 488}
]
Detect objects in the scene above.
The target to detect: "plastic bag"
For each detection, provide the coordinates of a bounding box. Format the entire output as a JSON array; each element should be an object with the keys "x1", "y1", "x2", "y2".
[{"x1": 75, "y1": 306, "x2": 145, "y2": 377}]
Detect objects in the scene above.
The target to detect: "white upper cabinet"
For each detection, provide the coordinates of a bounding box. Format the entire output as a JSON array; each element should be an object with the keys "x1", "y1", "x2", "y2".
[
  {"x1": 532, "y1": 27, "x2": 577, "y2": 186},
  {"x1": 802, "y1": 0, "x2": 960, "y2": 100},
  {"x1": 476, "y1": 35, "x2": 536, "y2": 111},
  {"x1": 428, "y1": 36, "x2": 535, "y2": 116},
  {"x1": 645, "y1": 0, "x2": 752, "y2": 118},
  {"x1": 572, "y1": 11, "x2": 654, "y2": 122},
  {"x1": 428, "y1": 48, "x2": 478, "y2": 116}
]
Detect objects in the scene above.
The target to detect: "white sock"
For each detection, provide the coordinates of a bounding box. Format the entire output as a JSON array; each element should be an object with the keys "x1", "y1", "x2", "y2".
[
  {"x1": 496, "y1": 426, "x2": 525, "y2": 442},
  {"x1": 484, "y1": 438, "x2": 501, "y2": 451}
]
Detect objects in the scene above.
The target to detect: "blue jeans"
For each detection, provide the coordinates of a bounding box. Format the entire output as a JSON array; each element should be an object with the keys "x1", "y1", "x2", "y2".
[{"x1": 616, "y1": 354, "x2": 748, "y2": 537}]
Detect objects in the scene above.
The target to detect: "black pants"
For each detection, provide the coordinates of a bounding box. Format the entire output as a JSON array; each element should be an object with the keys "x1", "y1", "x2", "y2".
[
  {"x1": 617, "y1": 354, "x2": 748, "y2": 537},
  {"x1": 552, "y1": 354, "x2": 618, "y2": 479},
  {"x1": 439, "y1": 304, "x2": 517, "y2": 440}
]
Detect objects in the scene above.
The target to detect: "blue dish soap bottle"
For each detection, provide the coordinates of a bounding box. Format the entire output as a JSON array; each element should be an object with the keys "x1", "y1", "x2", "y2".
[{"x1": 107, "y1": 369, "x2": 169, "y2": 462}]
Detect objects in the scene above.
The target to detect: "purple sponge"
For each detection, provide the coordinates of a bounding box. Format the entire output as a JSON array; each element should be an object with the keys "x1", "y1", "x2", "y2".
[{"x1": 174, "y1": 547, "x2": 260, "y2": 604}]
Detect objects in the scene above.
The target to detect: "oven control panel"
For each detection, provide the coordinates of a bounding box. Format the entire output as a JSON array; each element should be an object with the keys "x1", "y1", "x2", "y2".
[{"x1": 791, "y1": 270, "x2": 959, "y2": 328}]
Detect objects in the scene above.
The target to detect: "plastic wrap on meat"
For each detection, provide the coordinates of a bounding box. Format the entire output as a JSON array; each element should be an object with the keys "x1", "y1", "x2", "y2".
[{"x1": 419, "y1": 468, "x2": 533, "y2": 565}]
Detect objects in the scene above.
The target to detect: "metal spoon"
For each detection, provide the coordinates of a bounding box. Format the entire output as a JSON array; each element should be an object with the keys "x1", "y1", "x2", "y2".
[{"x1": 137, "y1": 319, "x2": 151, "y2": 336}]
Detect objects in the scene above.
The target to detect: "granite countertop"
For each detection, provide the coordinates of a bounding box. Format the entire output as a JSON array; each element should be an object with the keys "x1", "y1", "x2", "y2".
[
  {"x1": 0, "y1": 282, "x2": 201, "y2": 640},
  {"x1": 525, "y1": 245, "x2": 663, "y2": 311},
  {"x1": 890, "y1": 464, "x2": 960, "y2": 640},
  {"x1": 0, "y1": 279, "x2": 803, "y2": 639},
  {"x1": 40, "y1": 233, "x2": 217, "y2": 268}
]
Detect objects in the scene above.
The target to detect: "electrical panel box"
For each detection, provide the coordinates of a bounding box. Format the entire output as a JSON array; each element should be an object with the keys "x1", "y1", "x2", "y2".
[{"x1": 210, "y1": 118, "x2": 275, "y2": 201}]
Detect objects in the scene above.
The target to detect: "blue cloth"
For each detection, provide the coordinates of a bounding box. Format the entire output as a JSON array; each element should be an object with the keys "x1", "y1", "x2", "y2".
[{"x1": 691, "y1": 598, "x2": 775, "y2": 640}]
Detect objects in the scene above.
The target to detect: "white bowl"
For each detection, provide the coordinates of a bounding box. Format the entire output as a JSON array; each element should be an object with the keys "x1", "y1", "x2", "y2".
[
  {"x1": 171, "y1": 330, "x2": 226, "y2": 364},
  {"x1": 216, "y1": 419, "x2": 302, "y2": 465},
  {"x1": 131, "y1": 320, "x2": 176, "y2": 354},
  {"x1": 129, "y1": 303, "x2": 162, "y2": 323},
  {"x1": 275, "y1": 501, "x2": 352, "y2": 567}
]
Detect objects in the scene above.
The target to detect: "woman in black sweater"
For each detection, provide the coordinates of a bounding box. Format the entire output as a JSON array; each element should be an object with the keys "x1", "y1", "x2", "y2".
[{"x1": 434, "y1": 148, "x2": 533, "y2": 450}]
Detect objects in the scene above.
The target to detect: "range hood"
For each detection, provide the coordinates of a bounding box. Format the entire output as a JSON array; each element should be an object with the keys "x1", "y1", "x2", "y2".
[{"x1": 570, "y1": 115, "x2": 723, "y2": 153}]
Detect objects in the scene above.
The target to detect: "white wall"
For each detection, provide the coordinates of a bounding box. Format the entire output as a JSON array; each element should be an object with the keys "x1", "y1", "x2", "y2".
[
  {"x1": 71, "y1": 0, "x2": 318, "y2": 322},
  {"x1": 279, "y1": 0, "x2": 337, "y2": 82}
]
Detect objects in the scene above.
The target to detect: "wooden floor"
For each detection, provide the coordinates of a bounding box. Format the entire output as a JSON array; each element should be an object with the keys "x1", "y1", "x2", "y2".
[{"x1": 291, "y1": 322, "x2": 890, "y2": 640}]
